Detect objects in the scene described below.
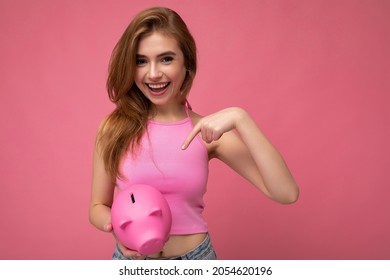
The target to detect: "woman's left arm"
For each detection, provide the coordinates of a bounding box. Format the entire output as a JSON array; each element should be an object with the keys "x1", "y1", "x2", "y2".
[{"x1": 182, "y1": 107, "x2": 299, "y2": 204}]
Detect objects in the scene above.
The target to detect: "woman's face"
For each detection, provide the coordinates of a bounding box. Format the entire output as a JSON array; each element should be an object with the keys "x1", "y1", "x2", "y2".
[{"x1": 134, "y1": 31, "x2": 187, "y2": 108}]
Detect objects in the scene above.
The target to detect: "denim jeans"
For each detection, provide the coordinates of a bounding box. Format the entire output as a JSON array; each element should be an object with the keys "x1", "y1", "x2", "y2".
[{"x1": 112, "y1": 233, "x2": 217, "y2": 260}]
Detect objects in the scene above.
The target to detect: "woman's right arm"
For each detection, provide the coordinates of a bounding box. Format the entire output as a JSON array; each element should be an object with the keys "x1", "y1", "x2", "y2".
[
  {"x1": 89, "y1": 125, "x2": 115, "y2": 232},
  {"x1": 88, "y1": 123, "x2": 145, "y2": 259}
]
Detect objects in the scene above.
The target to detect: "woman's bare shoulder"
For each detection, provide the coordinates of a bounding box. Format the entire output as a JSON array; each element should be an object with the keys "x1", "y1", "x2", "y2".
[{"x1": 188, "y1": 110, "x2": 203, "y2": 124}]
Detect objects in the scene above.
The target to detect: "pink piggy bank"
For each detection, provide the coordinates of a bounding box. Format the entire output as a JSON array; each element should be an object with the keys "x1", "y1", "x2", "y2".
[{"x1": 111, "y1": 184, "x2": 172, "y2": 255}]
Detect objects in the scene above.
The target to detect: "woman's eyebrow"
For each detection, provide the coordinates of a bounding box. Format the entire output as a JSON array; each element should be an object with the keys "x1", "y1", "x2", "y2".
[{"x1": 136, "y1": 51, "x2": 177, "y2": 58}]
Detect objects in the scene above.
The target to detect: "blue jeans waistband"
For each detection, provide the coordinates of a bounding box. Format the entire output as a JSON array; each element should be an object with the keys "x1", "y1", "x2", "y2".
[{"x1": 112, "y1": 233, "x2": 217, "y2": 260}]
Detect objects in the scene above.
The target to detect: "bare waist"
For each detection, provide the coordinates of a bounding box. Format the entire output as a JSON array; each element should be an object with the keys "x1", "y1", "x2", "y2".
[{"x1": 146, "y1": 233, "x2": 207, "y2": 259}]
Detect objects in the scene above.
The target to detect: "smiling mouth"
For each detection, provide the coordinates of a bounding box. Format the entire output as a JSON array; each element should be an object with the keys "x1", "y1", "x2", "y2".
[{"x1": 147, "y1": 82, "x2": 170, "y2": 92}]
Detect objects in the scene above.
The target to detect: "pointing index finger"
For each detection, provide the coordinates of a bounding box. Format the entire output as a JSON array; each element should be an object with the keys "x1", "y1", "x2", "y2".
[{"x1": 181, "y1": 122, "x2": 201, "y2": 150}]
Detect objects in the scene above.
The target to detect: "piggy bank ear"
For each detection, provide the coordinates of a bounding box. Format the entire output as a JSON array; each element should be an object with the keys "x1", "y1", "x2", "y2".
[
  {"x1": 119, "y1": 218, "x2": 133, "y2": 230},
  {"x1": 149, "y1": 207, "x2": 162, "y2": 217}
]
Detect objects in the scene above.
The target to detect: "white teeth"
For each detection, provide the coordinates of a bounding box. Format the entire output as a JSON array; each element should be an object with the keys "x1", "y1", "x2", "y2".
[{"x1": 148, "y1": 83, "x2": 169, "y2": 89}]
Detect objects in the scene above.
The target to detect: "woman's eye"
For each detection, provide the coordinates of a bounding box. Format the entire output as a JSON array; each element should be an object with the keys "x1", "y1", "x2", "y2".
[
  {"x1": 161, "y1": 56, "x2": 173, "y2": 63},
  {"x1": 136, "y1": 58, "x2": 146, "y2": 66}
]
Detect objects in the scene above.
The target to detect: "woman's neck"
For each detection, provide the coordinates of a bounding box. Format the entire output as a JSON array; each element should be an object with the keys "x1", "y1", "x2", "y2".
[{"x1": 149, "y1": 104, "x2": 187, "y2": 122}]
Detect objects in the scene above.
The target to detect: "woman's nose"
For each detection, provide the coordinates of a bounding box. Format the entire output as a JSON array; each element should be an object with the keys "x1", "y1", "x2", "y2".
[{"x1": 148, "y1": 63, "x2": 163, "y2": 80}]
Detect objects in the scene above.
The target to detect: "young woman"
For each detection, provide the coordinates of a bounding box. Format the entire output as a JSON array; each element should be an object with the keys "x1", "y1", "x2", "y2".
[{"x1": 89, "y1": 7, "x2": 299, "y2": 260}]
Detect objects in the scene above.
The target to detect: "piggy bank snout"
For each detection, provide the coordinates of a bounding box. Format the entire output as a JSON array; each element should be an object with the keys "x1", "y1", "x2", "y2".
[{"x1": 139, "y1": 239, "x2": 164, "y2": 255}]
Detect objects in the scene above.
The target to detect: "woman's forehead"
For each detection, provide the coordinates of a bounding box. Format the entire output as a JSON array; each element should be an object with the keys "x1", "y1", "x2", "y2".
[{"x1": 137, "y1": 32, "x2": 182, "y2": 57}]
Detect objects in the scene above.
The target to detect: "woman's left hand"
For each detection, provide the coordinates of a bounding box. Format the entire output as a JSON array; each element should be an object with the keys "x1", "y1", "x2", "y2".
[
  {"x1": 182, "y1": 106, "x2": 299, "y2": 204},
  {"x1": 181, "y1": 107, "x2": 244, "y2": 149}
]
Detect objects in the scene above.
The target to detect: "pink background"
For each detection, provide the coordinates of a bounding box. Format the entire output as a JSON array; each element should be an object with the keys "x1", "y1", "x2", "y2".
[{"x1": 1, "y1": 0, "x2": 389, "y2": 259}]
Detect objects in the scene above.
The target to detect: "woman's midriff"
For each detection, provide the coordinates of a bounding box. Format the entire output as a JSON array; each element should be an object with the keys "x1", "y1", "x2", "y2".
[{"x1": 147, "y1": 233, "x2": 207, "y2": 259}]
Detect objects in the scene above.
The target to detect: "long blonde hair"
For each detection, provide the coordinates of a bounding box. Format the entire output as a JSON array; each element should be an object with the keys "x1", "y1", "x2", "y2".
[{"x1": 98, "y1": 7, "x2": 197, "y2": 183}]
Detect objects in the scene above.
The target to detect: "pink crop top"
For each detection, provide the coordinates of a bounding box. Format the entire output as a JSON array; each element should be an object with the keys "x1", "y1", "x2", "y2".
[{"x1": 116, "y1": 109, "x2": 209, "y2": 235}]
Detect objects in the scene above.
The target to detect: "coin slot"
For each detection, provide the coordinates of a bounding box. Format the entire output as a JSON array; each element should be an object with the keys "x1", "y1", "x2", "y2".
[{"x1": 131, "y1": 193, "x2": 135, "y2": 203}]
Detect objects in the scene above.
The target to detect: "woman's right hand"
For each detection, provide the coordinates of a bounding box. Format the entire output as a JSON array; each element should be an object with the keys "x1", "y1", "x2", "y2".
[
  {"x1": 116, "y1": 241, "x2": 146, "y2": 260},
  {"x1": 104, "y1": 223, "x2": 146, "y2": 260}
]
